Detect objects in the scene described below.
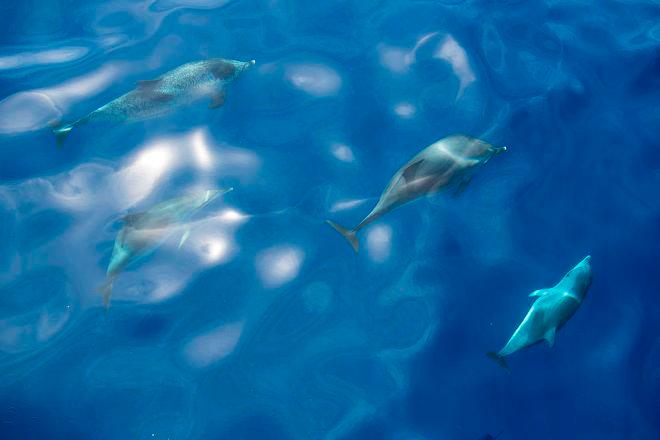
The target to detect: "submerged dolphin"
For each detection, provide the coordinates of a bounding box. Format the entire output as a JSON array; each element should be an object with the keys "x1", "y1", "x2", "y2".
[
  {"x1": 99, "y1": 188, "x2": 232, "y2": 308},
  {"x1": 326, "y1": 134, "x2": 507, "y2": 252},
  {"x1": 487, "y1": 256, "x2": 593, "y2": 371},
  {"x1": 52, "y1": 58, "x2": 255, "y2": 145}
]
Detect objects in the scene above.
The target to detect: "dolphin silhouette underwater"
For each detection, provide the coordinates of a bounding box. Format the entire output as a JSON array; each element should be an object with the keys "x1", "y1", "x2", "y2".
[
  {"x1": 326, "y1": 134, "x2": 507, "y2": 252},
  {"x1": 52, "y1": 58, "x2": 255, "y2": 145},
  {"x1": 99, "y1": 188, "x2": 232, "y2": 308},
  {"x1": 487, "y1": 255, "x2": 593, "y2": 371}
]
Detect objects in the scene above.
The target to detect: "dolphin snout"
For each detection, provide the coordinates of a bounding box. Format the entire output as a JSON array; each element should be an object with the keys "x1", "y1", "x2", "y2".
[{"x1": 581, "y1": 255, "x2": 592, "y2": 265}]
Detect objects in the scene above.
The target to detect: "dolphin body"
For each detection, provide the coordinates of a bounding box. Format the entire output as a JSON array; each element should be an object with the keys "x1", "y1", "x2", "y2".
[
  {"x1": 52, "y1": 58, "x2": 255, "y2": 145},
  {"x1": 326, "y1": 134, "x2": 507, "y2": 252},
  {"x1": 487, "y1": 256, "x2": 593, "y2": 371},
  {"x1": 99, "y1": 188, "x2": 232, "y2": 308}
]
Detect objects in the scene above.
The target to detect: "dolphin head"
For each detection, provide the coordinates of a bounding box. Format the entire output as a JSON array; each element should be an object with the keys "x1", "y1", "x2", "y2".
[
  {"x1": 560, "y1": 255, "x2": 592, "y2": 300},
  {"x1": 196, "y1": 188, "x2": 234, "y2": 209},
  {"x1": 237, "y1": 59, "x2": 256, "y2": 73},
  {"x1": 209, "y1": 58, "x2": 255, "y2": 81},
  {"x1": 493, "y1": 145, "x2": 507, "y2": 155},
  {"x1": 445, "y1": 135, "x2": 506, "y2": 163}
]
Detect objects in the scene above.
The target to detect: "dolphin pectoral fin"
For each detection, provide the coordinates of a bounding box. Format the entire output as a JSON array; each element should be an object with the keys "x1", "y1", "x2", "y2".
[
  {"x1": 50, "y1": 119, "x2": 74, "y2": 147},
  {"x1": 486, "y1": 351, "x2": 510, "y2": 372},
  {"x1": 452, "y1": 177, "x2": 472, "y2": 197},
  {"x1": 326, "y1": 220, "x2": 359, "y2": 253},
  {"x1": 137, "y1": 79, "x2": 163, "y2": 90},
  {"x1": 208, "y1": 91, "x2": 226, "y2": 109},
  {"x1": 178, "y1": 227, "x2": 191, "y2": 250},
  {"x1": 529, "y1": 288, "x2": 548, "y2": 298},
  {"x1": 544, "y1": 327, "x2": 556, "y2": 347}
]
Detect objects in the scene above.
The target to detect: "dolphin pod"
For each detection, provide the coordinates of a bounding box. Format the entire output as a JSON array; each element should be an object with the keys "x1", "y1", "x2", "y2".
[
  {"x1": 52, "y1": 58, "x2": 255, "y2": 146},
  {"x1": 99, "y1": 188, "x2": 232, "y2": 308},
  {"x1": 326, "y1": 134, "x2": 507, "y2": 252},
  {"x1": 487, "y1": 256, "x2": 593, "y2": 371},
  {"x1": 42, "y1": 55, "x2": 594, "y2": 374}
]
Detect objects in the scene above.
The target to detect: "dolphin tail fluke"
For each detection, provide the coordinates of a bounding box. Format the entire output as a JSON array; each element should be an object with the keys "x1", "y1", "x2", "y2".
[
  {"x1": 50, "y1": 120, "x2": 74, "y2": 147},
  {"x1": 97, "y1": 280, "x2": 114, "y2": 309},
  {"x1": 486, "y1": 351, "x2": 510, "y2": 372},
  {"x1": 326, "y1": 220, "x2": 358, "y2": 253}
]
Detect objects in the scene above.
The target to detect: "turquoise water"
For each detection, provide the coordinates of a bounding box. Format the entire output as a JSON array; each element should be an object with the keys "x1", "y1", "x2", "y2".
[{"x1": 1, "y1": 1, "x2": 659, "y2": 439}]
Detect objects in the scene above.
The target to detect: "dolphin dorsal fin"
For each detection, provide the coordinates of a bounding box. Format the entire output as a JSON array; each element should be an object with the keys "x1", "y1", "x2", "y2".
[
  {"x1": 122, "y1": 212, "x2": 144, "y2": 226},
  {"x1": 402, "y1": 159, "x2": 424, "y2": 183},
  {"x1": 544, "y1": 327, "x2": 556, "y2": 347},
  {"x1": 529, "y1": 288, "x2": 549, "y2": 298},
  {"x1": 137, "y1": 78, "x2": 162, "y2": 90}
]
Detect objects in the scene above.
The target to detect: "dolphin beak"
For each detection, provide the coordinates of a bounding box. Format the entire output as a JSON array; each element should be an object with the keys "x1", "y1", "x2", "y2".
[
  {"x1": 497, "y1": 146, "x2": 507, "y2": 154},
  {"x1": 581, "y1": 255, "x2": 592, "y2": 265},
  {"x1": 242, "y1": 60, "x2": 256, "y2": 71}
]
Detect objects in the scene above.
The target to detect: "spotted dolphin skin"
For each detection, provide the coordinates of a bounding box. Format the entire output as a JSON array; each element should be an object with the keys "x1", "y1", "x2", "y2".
[
  {"x1": 100, "y1": 188, "x2": 232, "y2": 308},
  {"x1": 326, "y1": 134, "x2": 507, "y2": 252},
  {"x1": 487, "y1": 256, "x2": 593, "y2": 371},
  {"x1": 52, "y1": 58, "x2": 255, "y2": 146}
]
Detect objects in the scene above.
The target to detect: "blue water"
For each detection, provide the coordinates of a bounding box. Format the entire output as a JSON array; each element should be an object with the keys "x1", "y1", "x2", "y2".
[{"x1": 1, "y1": 1, "x2": 659, "y2": 439}]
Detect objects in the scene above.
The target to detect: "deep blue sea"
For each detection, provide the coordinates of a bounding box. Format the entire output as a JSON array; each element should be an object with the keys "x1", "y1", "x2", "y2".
[{"x1": 1, "y1": 1, "x2": 659, "y2": 439}]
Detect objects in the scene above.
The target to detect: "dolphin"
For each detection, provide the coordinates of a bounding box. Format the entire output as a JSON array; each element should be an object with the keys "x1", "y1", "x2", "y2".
[
  {"x1": 325, "y1": 134, "x2": 507, "y2": 252},
  {"x1": 487, "y1": 255, "x2": 593, "y2": 371},
  {"x1": 99, "y1": 188, "x2": 232, "y2": 308},
  {"x1": 52, "y1": 58, "x2": 255, "y2": 145}
]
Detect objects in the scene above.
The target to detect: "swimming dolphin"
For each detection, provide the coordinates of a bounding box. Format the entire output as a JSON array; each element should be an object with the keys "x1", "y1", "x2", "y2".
[
  {"x1": 99, "y1": 188, "x2": 232, "y2": 308},
  {"x1": 52, "y1": 58, "x2": 255, "y2": 145},
  {"x1": 487, "y1": 255, "x2": 593, "y2": 371},
  {"x1": 326, "y1": 134, "x2": 507, "y2": 252}
]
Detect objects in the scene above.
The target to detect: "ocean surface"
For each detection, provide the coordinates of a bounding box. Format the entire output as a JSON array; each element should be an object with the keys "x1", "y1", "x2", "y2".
[{"x1": 1, "y1": 1, "x2": 659, "y2": 439}]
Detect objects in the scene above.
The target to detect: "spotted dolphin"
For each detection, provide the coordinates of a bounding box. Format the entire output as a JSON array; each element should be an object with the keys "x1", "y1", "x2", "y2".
[
  {"x1": 326, "y1": 134, "x2": 507, "y2": 252},
  {"x1": 52, "y1": 58, "x2": 255, "y2": 145},
  {"x1": 99, "y1": 188, "x2": 232, "y2": 308},
  {"x1": 487, "y1": 256, "x2": 593, "y2": 371}
]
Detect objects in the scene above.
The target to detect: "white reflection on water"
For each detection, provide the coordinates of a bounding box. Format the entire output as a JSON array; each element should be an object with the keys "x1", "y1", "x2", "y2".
[
  {"x1": 112, "y1": 143, "x2": 176, "y2": 207},
  {"x1": 378, "y1": 32, "x2": 476, "y2": 98},
  {"x1": 0, "y1": 46, "x2": 89, "y2": 70},
  {"x1": 0, "y1": 63, "x2": 124, "y2": 135},
  {"x1": 152, "y1": 0, "x2": 232, "y2": 11},
  {"x1": 0, "y1": 125, "x2": 253, "y2": 309},
  {"x1": 256, "y1": 246, "x2": 304, "y2": 288},
  {"x1": 286, "y1": 63, "x2": 341, "y2": 97},
  {"x1": 394, "y1": 102, "x2": 416, "y2": 119},
  {"x1": 183, "y1": 321, "x2": 243, "y2": 369},
  {"x1": 366, "y1": 224, "x2": 392, "y2": 263},
  {"x1": 330, "y1": 142, "x2": 356, "y2": 163},
  {"x1": 434, "y1": 35, "x2": 476, "y2": 96},
  {"x1": 214, "y1": 208, "x2": 248, "y2": 225},
  {"x1": 330, "y1": 198, "x2": 369, "y2": 213},
  {"x1": 378, "y1": 45, "x2": 409, "y2": 74},
  {"x1": 191, "y1": 128, "x2": 215, "y2": 170}
]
